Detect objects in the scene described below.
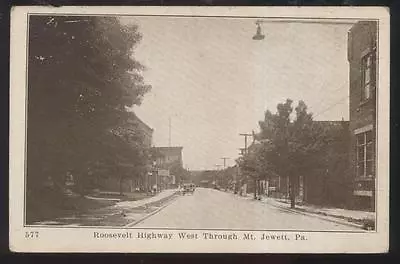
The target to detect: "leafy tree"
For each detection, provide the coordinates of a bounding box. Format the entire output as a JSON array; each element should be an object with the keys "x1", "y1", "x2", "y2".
[
  {"x1": 106, "y1": 119, "x2": 151, "y2": 195},
  {"x1": 27, "y1": 16, "x2": 151, "y2": 197},
  {"x1": 217, "y1": 166, "x2": 237, "y2": 190},
  {"x1": 252, "y1": 99, "x2": 314, "y2": 207},
  {"x1": 253, "y1": 99, "x2": 350, "y2": 208},
  {"x1": 238, "y1": 150, "x2": 259, "y2": 199}
]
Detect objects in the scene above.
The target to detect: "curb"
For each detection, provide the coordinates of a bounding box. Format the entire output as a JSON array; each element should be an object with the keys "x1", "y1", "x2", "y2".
[
  {"x1": 85, "y1": 195, "x2": 121, "y2": 202},
  {"x1": 233, "y1": 193, "x2": 365, "y2": 229},
  {"x1": 265, "y1": 200, "x2": 365, "y2": 229},
  {"x1": 123, "y1": 192, "x2": 179, "y2": 227}
]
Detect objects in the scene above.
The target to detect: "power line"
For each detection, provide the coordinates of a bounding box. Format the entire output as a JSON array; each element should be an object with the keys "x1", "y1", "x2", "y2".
[
  {"x1": 313, "y1": 78, "x2": 342, "y2": 100},
  {"x1": 312, "y1": 95, "x2": 349, "y2": 119},
  {"x1": 308, "y1": 80, "x2": 348, "y2": 114}
]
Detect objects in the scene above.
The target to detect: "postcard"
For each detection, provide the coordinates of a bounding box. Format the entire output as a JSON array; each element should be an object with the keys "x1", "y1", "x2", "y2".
[{"x1": 9, "y1": 6, "x2": 389, "y2": 253}]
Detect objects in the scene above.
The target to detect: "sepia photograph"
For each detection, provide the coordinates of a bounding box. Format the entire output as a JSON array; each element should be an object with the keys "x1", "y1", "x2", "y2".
[{"x1": 9, "y1": 6, "x2": 389, "y2": 253}]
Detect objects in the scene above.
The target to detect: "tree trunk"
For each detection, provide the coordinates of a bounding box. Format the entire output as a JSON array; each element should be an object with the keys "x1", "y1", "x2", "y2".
[
  {"x1": 289, "y1": 177, "x2": 295, "y2": 208},
  {"x1": 254, "y1": 178, "x2": 257, "y2": 199},
  {"x1": 119, "y1": 176, "x2": 124, "y2": 196}
]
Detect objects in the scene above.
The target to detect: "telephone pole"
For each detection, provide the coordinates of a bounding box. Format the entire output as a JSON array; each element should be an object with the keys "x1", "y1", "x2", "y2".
[
  {"x1": 220, "y1": 157, "x2": 229, "y2": 170},
  {"x1": 239, "y1": 133, "x2": 253, "y2": 198},
  {"x1": 214, "y1": 164, "x2": 222, "y2": 188},
  {"x1": 239, "y1": 133, "x2": 253, "y2": 155},
  {"x1": 168, "y1": 117, "x2": 171, "y2": 147}
]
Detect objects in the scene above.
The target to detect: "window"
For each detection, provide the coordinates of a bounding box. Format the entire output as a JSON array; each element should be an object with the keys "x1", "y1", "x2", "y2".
[
  {"x1": 356, "y1": 130, "x2": 374, "y2": 177},
  {"x1": 361, "y1": 52, "x2": 375, "y2": 101}
]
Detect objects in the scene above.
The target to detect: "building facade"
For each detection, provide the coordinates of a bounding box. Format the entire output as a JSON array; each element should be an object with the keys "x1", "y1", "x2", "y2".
[
  {"x1": 96, "y1": 113, "x2": 154, "y2": 193},
  {"x1": 128, "y1": 113, "x2": 154, "y2": 191},
  {"x1": 301, "y1": 121, "x2": 351, "y2": 207},
  {"x1": 128, "y1": 113, "x2": 154, "y2": 148},
  {"x1": 347, "y1": 21, "x2": 377, "y2": 211},
  {"x1": 154, "y1": 146, "x2": 184, "y2": 168},
  {"x1": 151, "y1": 146, "x2": 184, "y2": 190}
]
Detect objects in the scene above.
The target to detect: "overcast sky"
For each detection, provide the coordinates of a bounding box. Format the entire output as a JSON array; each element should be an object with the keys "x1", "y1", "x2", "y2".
[{"x1": 120, "y1": 16, "x2": 353, "y2": 171}]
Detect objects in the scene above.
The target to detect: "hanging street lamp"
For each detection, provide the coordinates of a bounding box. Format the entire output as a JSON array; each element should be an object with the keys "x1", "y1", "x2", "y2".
[{"x1": 252, "y1": 21, "x2": 265, "y2": 41}]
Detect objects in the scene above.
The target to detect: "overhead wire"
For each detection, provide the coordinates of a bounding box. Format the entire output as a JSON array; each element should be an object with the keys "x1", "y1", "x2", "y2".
[
  {"x1": 312, "y1": 95, "x2": 349, "y2": 119},
  {"x1": 308, "y1": 79, "x2": 348, "y2": 114}
]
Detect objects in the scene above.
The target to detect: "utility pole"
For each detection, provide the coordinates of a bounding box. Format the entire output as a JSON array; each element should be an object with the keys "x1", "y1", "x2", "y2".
[
  {"x1": 214, "y1": 164, "x2": 222, "y2": 188},
  {"x1": 238, "y1": 133, "x2": 253, "y2": 197},
  {"x1": 168, "y1": 117, "x2": 171, "y2": 147},
  {"x1": 220, "y1": 157, "x2": 229, "y2": 170},
  {"x1": 239, "y1": 133, "x2": 253, "y2": 155},
  {"x1": 220, "y1": 157, "x2": 229, "y2": 190}
]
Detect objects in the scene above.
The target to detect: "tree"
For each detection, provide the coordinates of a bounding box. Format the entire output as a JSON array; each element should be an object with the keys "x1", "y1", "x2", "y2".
[
  {"x1": 243, "y1": 98, "x2": 350, "y2": 209},
  {"x1": 238, "y1": 150, "x2": 259, "y2": 199},
  {"x1": 218, "y1": 166, "x2": 236, "y2": 190},
  {"x1": 27, "y1": 16, "x2": 151, "y2": 197},
  {"x1": 256, "y1": 99, "x2": 315, "y2": 208}
]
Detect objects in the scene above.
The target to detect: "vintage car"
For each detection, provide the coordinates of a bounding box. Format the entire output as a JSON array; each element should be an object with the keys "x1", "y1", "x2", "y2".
[{"x1": 181, "y1": 183, "x2": 195, "y2": 195}]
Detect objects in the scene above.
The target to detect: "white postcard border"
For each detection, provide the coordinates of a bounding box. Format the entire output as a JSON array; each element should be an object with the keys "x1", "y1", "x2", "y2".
[{"x1": 9, "y1": 6, "x2": 390, "y2": 253}]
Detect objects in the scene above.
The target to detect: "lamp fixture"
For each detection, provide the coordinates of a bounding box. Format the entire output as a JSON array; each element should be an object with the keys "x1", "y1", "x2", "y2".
[{"x1": 252, "y1": 21, "x2": 265, "y2": 41}]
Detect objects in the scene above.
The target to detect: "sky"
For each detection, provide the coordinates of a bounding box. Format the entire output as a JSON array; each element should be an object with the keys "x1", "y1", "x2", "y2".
[{"x1": 120, "y1": 16, "x2": 353, "y2": 171}]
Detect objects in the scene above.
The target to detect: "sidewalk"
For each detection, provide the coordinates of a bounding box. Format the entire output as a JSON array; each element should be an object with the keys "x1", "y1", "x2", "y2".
[
  {"x1": 241, "y1": 193, "x2": 375, "y2": 230},
  {"x1": 264, "y1": 198, "x2": 375, "y2": 221},
  {"x1": 85, "y1": 190, "x2": 149, "y2": 202},
  {"x1": 36, "y1": 189, "x2": 179, "y2": 226},
  {"x1": 114, "y1": 189, "x2": 178, "y2": 209}
]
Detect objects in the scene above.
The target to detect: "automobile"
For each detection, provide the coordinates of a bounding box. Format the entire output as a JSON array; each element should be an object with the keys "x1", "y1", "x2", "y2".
[{"x1": 181, "y1": 183, "x2": 195, "y2": 195}]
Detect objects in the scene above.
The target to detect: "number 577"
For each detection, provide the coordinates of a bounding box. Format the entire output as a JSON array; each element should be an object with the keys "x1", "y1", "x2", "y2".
[{"x1": 25, "y1": 231, "x2": 39, "y2": 238}]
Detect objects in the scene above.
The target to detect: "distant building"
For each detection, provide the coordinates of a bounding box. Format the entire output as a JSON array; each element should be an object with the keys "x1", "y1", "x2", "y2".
[
  {"x1": 190, "y1": 170, "x2": 206, "y2": 186},
  {"x1": 153, "y1": 146, "x2": 183, "y2": 168},
  {"x1": 194, "y1": 170, "x2": 219, "y2": 188},
  {"x1": 347, "y1": 21, "x2": 377, "y2": 211},
  {"x1": 151, "y1": 146, "x2": 184, "y2": 190}
]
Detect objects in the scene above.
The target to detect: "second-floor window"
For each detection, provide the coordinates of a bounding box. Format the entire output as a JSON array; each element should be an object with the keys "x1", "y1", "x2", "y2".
[{"x1": 361, "y1": 52, "x2": 374, "y2": 101}]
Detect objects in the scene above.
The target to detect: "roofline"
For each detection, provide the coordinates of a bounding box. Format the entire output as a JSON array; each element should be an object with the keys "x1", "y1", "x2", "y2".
[
  {"x1": 153, "y1": 146, "x2": 183, "y2": 150},
  {"x1": 313, "y1": 120, "x2": 350, "y2": 124},
  {"x1": 130, "y1": 112, "x2": 154, "y2": 132}
]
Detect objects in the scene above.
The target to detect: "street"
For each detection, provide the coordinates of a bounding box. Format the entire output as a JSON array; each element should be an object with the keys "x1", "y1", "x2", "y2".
[{"x1": 135, "y1": 188, "x2": 360, "y2": 231}]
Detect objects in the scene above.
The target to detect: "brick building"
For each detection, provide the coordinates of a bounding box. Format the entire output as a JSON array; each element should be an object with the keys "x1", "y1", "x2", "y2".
[
  {"x1": 150, "y1": 146, "x2": 184, "y2": 190},
  {"x1": 153, "y1": 146, "x2": 183, "y2": 168},
  {"x1": 347, "y1": 21, "x2": 377, "y2": 211},
  {"x1": 301, "y1": 121, "x2": 351, "y2": 207},
  {"x1": 128, "y1": 113, "x2": 154, "y2": 148},
  {"x1": 127, "y1": 113, "x2": 154, "y2": 191},
  {"x1": 96, "y1": 113, "x2": 154, "y2": 193}
]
